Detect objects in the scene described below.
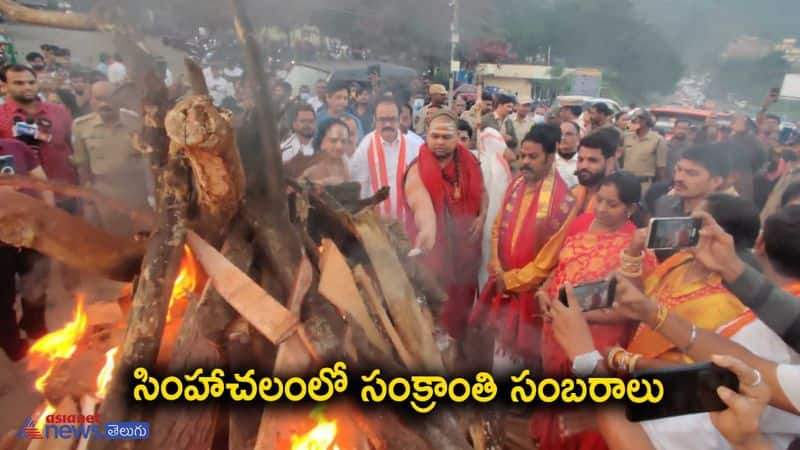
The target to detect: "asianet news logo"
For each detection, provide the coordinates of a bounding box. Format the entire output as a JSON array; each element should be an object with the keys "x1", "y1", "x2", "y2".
[{"x1": 16, "y1": 413, "x2": 149, "y2": 440}]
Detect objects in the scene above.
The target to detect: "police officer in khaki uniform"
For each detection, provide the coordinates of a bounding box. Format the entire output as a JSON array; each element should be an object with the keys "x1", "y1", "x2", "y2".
[
  {"x1": 414, "y1": 84, "x2": 448, "y2": 135},
  {"x1": 622, "y1": 109, "x2": 668, "y2": 192},
  {"x1": 72, "y1": 81, "x2": 152, "y2": 236}
]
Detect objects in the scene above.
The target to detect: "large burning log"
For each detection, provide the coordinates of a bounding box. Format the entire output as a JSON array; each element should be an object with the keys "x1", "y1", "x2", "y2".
[
  {"x1": 0, "y1": 190, "x2": 145, "y2": 281},
  {"x1": 165, "y1": 95, "x2": 246, "y2": 242},
  {"x1": 89, "y1": 155, "x2": 192, "y2": 450}
]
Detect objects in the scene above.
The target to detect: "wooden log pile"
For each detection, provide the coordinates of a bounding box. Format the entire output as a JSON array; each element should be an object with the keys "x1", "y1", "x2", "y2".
[{"x1": 0, "y1": 1, "x2": 522, "y2": 449}]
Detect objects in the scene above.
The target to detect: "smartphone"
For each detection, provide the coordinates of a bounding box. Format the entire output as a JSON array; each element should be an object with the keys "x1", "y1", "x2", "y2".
[
  {"x1": 770, "y1": 87, "x2": 781, "y2": 97},
  {"x1": 558, "y1": 278, "x2": 617, "y2": 311},
  {"x1": 646, "y1": 217, "x2": 701, "y2": 250},
  {"x1": 626, "y1": 362, "x2": 738, "y2": 422}
]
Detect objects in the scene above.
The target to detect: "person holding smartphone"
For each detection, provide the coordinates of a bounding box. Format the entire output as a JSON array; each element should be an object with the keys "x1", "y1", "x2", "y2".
[
  {"x1": 0, "y1": 138, "x2": 54, "y2": 361},
  {"x1": 530, "y1": 171, "x2": 656, "y2": 450},
  {"x1": 551, "y1": 288, "x2": 778, "y2": 450}
]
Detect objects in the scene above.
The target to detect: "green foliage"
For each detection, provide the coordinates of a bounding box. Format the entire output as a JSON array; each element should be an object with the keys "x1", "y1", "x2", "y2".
[
  {"x1": 495, "y1": 0, "x2": 684, "y2": 101},
  {"x1": 710, "y1": 52, "x2": 791, "y2": 103}
]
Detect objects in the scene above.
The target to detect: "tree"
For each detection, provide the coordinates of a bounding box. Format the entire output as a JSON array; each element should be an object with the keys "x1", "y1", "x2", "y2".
[
  {"x1": 710, "y1": 51, "x2": 791, "y2": 104},
  {"x1": 495, "y1": 0, "x2": 684, "y2": 101}
]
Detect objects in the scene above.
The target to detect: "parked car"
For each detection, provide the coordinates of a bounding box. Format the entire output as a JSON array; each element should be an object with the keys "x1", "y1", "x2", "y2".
[
  {"x1": 554, "y1": 95, "x2": 623, "y2": 114},
  {"x1": 285, "y1": 61, "x2": 417, "y2": 96},
  {"x1": 650, "y1": 107, "x2": 734, "y2": 139}
]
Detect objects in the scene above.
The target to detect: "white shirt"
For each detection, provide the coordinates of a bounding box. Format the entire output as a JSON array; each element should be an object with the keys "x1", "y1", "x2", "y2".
[
  {"x1": 641, "y1": 319, "x2": 800, "y2": 450},
  {"x1": 107, "y1": 62, "x2": 127, "y2": 83},
  {"x1": 205, "y1": 73, "x2": 235, "y2": 106},
  {"x1": 280, "y1": 134, "x2": 314, "y2": 162},
  {"x1": 307, "y1": 96, "x2": 324, "y2": 113},
  {"x1": 555, "y1": 152, "x2": 579, "y2": 188},
  {"x1": 349, "y1": 130, "x2": 422, "y2": 219},
  {"x1": 474, "y1": 127, "x2": 512, "y2": 288}
]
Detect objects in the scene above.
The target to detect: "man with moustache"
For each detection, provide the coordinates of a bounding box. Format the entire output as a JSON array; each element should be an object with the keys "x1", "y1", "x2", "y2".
[
  {"x1": 470, "y1": 124, "x2": 579, "y2": 369},
  {"x1": 666, "y1": 119, "x2": 692, "y2": 177},
  {"x1": 556, "y1": 120, "x2": 580, "y2": 188},
  {"x1": 571, "y1": 127, "x2": 619, "y2": 214},
  {"x1": 72, "y1": 81, "x2": 152, "y2": 235},
  {"x1": 281, "y1": 104, "x2": 316, "y2": 162},
  {"x1": 350, "y1": 96, "x2": 423, "y2": 220},
  {"x1": 403, "y1": 109, "x2": 487, "y2": 345}
]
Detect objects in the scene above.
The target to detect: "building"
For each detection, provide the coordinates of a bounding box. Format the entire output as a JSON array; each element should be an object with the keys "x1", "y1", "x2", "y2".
[{"x1": 475, "y1": 63, "x2": 602, "y2": 99}]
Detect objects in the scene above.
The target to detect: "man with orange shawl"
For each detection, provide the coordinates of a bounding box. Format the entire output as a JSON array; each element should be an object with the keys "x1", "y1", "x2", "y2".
[
  {"x1": 403, "y1": 110, "x2": 487, "y2": 344},
  {"x1": 469, "y1": 124, "x2": 578, "y2": 369}
]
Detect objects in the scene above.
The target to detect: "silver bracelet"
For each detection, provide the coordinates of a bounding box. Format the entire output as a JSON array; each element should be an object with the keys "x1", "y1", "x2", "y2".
[{"x1": 681, "y1": 324, "x2": 697, "y2": 354}]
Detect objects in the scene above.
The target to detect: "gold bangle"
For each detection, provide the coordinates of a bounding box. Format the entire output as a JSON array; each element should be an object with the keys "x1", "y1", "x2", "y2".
[
  {"x1": 628, "y1": 353, "x2": 643, "y2": 374},
  {"x1": 618, "y1": 267, "x2": 643, "y2": 278},
  {"x1": 607, "y1": 347, "x2": 625, "y2": 370},
  {"x1": 621, "y1": 250, "x2": 644, "y2": 263},
  {"x1": 652, "y1": 304, "x2": 668, "y2": 331},
  {"x1": 617, "y1": 351, "x2": 631, "y2": 374}
]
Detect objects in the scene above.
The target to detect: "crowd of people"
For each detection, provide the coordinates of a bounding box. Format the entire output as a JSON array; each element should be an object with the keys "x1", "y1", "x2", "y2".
[
  {"x1": 1, "y1": 39, "x2": 800, "y2": 450},
  {"x1": 277, "y1": 75, "x2": 800, "y2": 450}
]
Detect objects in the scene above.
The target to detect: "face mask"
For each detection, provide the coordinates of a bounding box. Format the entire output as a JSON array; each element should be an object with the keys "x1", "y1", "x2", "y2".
[
  {"x1": 533, "y1": 114, "x2": 545, "y2": 124},
  {"x1": 413, "y1": 98, "x2": 424, "y2": 112},
  {"x1": 300, "y1": 93, "x2": 310, "y2": 101}
]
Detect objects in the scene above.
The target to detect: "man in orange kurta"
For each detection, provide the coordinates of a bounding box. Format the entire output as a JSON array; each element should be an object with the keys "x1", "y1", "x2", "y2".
[{"x1": 470, "y1": 124, "x2": 578, "y2": 367}]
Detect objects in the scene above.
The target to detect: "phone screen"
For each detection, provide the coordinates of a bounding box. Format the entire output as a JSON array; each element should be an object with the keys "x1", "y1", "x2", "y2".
[
  {"x1": 626, "y1": 362, "x2": 738, "y2": 422},
  {"x1": 770, "y1": 87, "x2": 781, "y2": 97},
  {"x1": 559, "y1": 278, "x2": 616, "y2": 311},
  {"x1": 646, "y1": 217, "x2": 701, "y2": 250}
]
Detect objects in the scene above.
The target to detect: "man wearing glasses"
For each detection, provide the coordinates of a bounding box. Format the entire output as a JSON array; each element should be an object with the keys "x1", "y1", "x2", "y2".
[{"x1": 349, "y1": 96, "x2": 423, "y2": 219}]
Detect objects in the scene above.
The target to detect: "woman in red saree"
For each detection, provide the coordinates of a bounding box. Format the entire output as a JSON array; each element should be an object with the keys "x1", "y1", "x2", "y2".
[{"x1": 531, "y1": 172, "x2": 656, "y2": 450}]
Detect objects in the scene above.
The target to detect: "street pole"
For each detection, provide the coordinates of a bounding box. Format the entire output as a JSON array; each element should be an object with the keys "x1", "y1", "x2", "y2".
[{"x1": 448, "y1": 0, "x2": 459, "y2": 106}]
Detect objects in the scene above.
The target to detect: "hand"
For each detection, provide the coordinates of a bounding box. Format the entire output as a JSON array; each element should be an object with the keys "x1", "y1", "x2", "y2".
[
  {"x1": 495, "y1": 273, "x2": 506, "y2": 293},
  {"x1": 414, "y1": 228, "x2": 435, "y2": 252},
  {"x1": 763, "y1": 91, "x2": 778, "y2": 107},
  {"x1": 550, "y1": 284, "x2": 596, "y2": 361},
  {"x1": 536, "y1": 290, "x2": 552, "y2": 321},
  {"x1": 612, "y1": 275, "x2": 659, "y2": 325},
  {"x1": 690, "y1": 211, "x2": 745, "y2": 282},
  {"x1": 469, "y1": 214, "x2": 485, "y2": 242},
  {"x1": 627, "y1": 228, "x2": 648, "y2": 256},
  {"x1": 709, "y1": 354, "x2": 771, "y2": 450}
]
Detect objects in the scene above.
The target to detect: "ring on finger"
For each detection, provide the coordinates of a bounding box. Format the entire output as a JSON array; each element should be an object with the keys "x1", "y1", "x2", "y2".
[{"x1": 747, "y1": 369, "x2": 762, "y2": 388}]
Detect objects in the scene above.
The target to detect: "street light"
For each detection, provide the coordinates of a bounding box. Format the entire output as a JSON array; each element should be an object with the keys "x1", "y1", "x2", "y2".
[{"x1": 448, "y1": 0, "x2": 459, "y2": 106}]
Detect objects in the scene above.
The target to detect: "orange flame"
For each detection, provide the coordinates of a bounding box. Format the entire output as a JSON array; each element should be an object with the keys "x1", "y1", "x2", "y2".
[
  {"x1": 95, "y1": 347, "x2": 118, "y2": 399},
  {"x1": 29, "y1": 295, "x2": 88, "y2": 392},
  {"x1": 167, "y1": 245, "x2": 200, "y2": 322},
  {"x1": 291, "y1": 410, "x2": 340, "y2": 450}
]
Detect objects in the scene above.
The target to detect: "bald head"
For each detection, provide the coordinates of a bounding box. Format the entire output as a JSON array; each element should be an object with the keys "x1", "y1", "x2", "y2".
[{"x1": 90, "y1": 81, "x2": 118, "y2": 121}]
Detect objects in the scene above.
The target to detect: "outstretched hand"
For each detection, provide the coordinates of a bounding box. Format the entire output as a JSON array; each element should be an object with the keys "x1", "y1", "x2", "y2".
[
  {"x1": 550, "y1": 284, "x2": 596, "y2": 360},
  {"x1": 690, "y1": 211, "x2": 745, "y2": 282},
  {"x1": 709, "y1": 354, "x2": 771, "y2": 450},
  {"x1": 612, "y1": 274, "x2": 659, "y2": 326}
]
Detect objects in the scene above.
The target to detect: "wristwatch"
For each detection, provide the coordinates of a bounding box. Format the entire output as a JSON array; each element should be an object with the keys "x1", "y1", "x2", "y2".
[{"x1": 572, "y1": 350, "x2": 603, "y2": 377}]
